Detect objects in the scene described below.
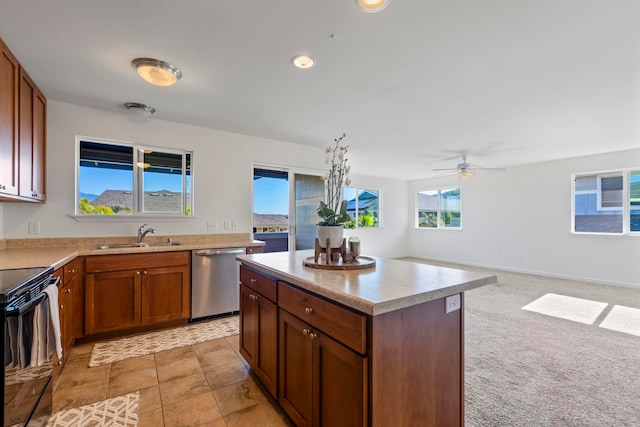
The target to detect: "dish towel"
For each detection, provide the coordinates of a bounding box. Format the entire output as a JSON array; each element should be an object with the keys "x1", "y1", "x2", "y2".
[
  {"x1": 43, "y1": 284, "x2": 63, "y2": 360},
  {"x1": 30, "y1": 298, "x2": 51, "y2": 367}
]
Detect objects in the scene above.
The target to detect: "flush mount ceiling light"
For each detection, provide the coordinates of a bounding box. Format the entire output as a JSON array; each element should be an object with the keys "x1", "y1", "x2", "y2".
[
  {"x1": 291, "y1": 55, "x2": 315, "y2": 69},
  {"x1": 124, "y1": 102, "x2": 156, "y2": 116},
  {"x1": 131, "y1": 58, "x2": 182, "y2": 87},
  {"x1": 356, "y1": 0, "x2": 389, "y2": 13}
]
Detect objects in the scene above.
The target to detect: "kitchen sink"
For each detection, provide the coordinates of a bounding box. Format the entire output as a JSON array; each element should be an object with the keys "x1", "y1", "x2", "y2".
[{"x1": 92, "y1": 241, "x2": 182, "y2": 250}]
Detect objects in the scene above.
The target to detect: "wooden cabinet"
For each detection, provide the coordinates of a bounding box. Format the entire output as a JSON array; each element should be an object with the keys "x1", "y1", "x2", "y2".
[
  {"x1": 0, "y1": 37, "x2": 19, "y2": 197},
  {"x1": 239, "y1": 265, "x2": 278, "y2": 398},
  {"x1": 0, "y1": 37, "x2": 46, "y2": 203},
  {"x1": 85, "y1": 251, "x2": 190, "y2": 335},
  {"x1": 278, "y1": 283, "x2": 367, "y2": 427},
  {"x1": 18, "y1": 67, "x2": 46, "y2": 201},
  {"x1": 53, "y1": 257, "x2": 84, "y2": 364}
]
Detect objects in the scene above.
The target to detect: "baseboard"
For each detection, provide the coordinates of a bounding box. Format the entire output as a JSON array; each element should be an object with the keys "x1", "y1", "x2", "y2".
[{"x1": 399, "y1": 255, "x2": 640, "y2": 290}]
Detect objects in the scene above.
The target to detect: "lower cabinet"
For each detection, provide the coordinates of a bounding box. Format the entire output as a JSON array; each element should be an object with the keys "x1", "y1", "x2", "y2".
[
  {"x1": 85, "y1": 252, "x2": 190, "y2": 335},
  {"x1": 53, "y1": 257, "x2": 85, "y2": 364},
  {"x1": 239, "y1": 283, "x2": 278, "y2": 397},
  {"x1": 238, "y1": 265, "x2": 368, "y2": 427},
  {"x1": 279, "y1": 309, "x2": 367, "y2": 427}
]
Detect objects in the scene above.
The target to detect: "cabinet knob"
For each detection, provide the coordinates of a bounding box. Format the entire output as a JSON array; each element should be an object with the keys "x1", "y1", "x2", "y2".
[
  {"x1": 304, "y1": 307, "x2": 313, "y2": 314},
  {"x1": 143, "y1": 271, "x2": 148, "y2": 274},
  {"x1": 309, "y1": 333, "x2": 318, "y2": 341},
  {"x1": 250, "y1": 278, "x2": 257, "y2": 284},
  {"x1": 65, "y1": 288, "x2": 71, "y2": 293},
  {"x1": 136, "y1": 271, "x2": 141, "y2": 275},
  {"x1": 302, "y1": 328, "x2": 310, "y2": 336},
  {"x1": 59, "y1": 305, "x2": 64, "y2": 309}
]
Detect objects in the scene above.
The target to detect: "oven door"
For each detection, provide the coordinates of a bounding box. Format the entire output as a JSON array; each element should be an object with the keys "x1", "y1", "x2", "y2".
[{"x1": 4, "y1": 279, "x2": 57, "y2": 427}]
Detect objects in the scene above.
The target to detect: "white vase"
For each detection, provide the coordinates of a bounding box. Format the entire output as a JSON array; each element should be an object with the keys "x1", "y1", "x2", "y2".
[{"x1": 317, "y1": 225, "x2": 344, "y2": 249}]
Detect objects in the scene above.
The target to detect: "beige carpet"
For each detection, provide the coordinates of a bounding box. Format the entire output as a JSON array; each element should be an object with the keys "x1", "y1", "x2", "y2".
[
  {"x1": 89, "y1": 316, "x2": 239, "y2": 367},
  {"x1": 47, "y1": 392, "x2": 138, "y2": 427}
]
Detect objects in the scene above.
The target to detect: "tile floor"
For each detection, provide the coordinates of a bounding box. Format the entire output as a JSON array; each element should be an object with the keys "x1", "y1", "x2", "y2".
[{"x1": 53, "y1": 335, "x2": 293, "y2": 427}]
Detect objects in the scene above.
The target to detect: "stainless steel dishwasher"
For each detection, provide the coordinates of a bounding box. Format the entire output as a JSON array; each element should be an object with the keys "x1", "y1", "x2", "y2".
[{"x1": 190, "y1": 247, "x2": 245, "y2": 321}]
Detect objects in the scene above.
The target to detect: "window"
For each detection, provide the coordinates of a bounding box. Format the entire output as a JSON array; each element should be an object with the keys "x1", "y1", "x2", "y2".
[
  {"x1": 343, "y1": 187, "x2": 380, "y2": 228},
  {"x1": 416, "y1": 187, "x2": 461, "y2": 229},
  {"x1": 77, "y1": 137, "x2": 192, "y2": 216},
  {"x1": 572, "y1": 169, "x2": 639, "y2": 234}
]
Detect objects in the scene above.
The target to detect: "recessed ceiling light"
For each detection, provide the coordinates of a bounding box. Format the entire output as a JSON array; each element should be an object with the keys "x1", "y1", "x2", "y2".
[
  {"x1": 356, "y1": 0, "x2": 389, "y2": 13},
  {"x1": 124, "y1": 102, "x2": 156, "y2": 116},
  {"x1": 291, "y1": 55, "x2": 315, "y2": 69},
  {"x1": 131, "y1": 58, "x2": 182, "y2": 87}
]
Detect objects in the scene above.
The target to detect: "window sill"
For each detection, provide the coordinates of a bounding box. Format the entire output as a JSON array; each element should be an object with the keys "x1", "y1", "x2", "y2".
[{"x1": 70, "y1": 214, "x2": 196, "y2": 223}]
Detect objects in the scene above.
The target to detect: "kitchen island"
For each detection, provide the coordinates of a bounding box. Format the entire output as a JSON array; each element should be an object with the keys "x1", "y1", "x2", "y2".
[{"x1": 236, "y1": 250, "x2": 497, "y2": 427}]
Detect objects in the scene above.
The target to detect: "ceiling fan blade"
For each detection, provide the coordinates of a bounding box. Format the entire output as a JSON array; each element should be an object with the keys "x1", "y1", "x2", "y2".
[{"x1": 432, "y1": 168, "x2": 458, "y2": 171}]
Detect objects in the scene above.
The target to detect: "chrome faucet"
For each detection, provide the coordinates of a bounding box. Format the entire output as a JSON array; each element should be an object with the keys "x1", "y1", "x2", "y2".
[{"x1": 137, "y1": 223, "x2": 156, "y2": 243}]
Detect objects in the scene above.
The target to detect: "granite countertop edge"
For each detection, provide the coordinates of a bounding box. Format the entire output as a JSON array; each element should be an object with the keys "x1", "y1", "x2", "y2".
[{"x1": 237, "y1": 253, "x2": 498, "y2": 316}]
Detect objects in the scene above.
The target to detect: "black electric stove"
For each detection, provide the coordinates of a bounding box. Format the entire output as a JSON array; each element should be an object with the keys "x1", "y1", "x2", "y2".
[{"x1": 2, "y1": 266, "x2": 56, "y2": 427}]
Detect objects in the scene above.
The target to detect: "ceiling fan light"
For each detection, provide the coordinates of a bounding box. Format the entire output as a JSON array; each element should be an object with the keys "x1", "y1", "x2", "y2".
[
  {"x1": 132, "y1": 58, "x2": 182, "y2": 87},
  {"x1": 458, "y1": 171, "x2": 474, "y2": 179},
  {"x1": 356, "y1": 0, "x2": 389, "y2": 13}
]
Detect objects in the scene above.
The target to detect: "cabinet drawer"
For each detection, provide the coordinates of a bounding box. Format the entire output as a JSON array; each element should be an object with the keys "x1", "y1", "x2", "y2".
[
  {"x1": 240, "y1": 265, "x2": 277, "y2": 303},
  {"x1": 278, "y1": 282, "x2": 367, "y2": 354},
  {"x1": 245, "y1": 246, "x2": 263, "y2": 254},
  {"x1": 86, "y1": 251, "x2": 190, "y2": 273}
]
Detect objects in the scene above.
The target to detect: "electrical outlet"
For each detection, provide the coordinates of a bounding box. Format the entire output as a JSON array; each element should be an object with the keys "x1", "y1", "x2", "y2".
[
  {"x1": 207, "y1": 221, "x2": 217, "y2": 231},
  {"x1": 231, "y1": 220, "x2": 238, "y2": 230},
  {"x1": 502, "y1": 252, "x2": 508, "y2": 259},
  {"x1": 224, "y1": 221, "x2": 231, "y2": 231},
  {"x1": 28, "y1": 222, "x2": 41, "y2": 234},
  {"x1": 445, "y1": 294, "x2": 461, "y2": 313}
]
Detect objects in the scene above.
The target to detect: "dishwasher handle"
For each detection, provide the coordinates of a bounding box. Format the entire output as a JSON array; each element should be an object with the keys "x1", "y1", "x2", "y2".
[{"x1": 194, "y1": 248, "x2": 246, "y2": 256}]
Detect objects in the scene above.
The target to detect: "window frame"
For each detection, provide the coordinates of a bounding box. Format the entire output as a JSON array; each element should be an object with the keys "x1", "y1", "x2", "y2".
[
  {"x1": 571, "y1": 168, "x2": 638, "y2": 236},
  {"x1": 74, "y1": 136, "x2": 194, "y2": 220},
  {"x1": 343, "y1": 186, "x2": 381, "y2": 229},
  {"x1": 415, "y1": 186, "x2": 462, "y2": 230}
]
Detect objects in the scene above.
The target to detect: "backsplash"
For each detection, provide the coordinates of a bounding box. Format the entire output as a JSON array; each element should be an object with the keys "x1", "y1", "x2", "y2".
[{"x1": 2, "y1": 233, "x2": 254, "y2": 249}]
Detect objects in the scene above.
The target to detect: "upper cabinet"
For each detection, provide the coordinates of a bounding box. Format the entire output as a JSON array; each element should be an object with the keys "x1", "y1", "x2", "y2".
[
  {"x1": 0, "y1": 37, "x2": 47, "y2": 203},
  {"x1": 0, "y1": 38, "x2": 19, "y2": 197}
]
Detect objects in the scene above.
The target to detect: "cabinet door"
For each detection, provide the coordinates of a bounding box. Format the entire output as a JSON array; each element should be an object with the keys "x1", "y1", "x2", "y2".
[
  {"x1": 66, "y1": 258, "x2": 85, "y2": 339},
  {"x1": 0, "y1": 38, "x2": 19, "y2": 197},
  {"x1": 279, "y1": 309, "x2": 313, "y2": 427},
  {"x1": 59, "y1": 284, "x2": 74, "y2": 362},
  {"x1": 255, "y1": 293, "x2": 278, "y2": 397},
  {"x1": 240, "y1": 284, "x2": 258, "y2": 365},
  {"x1": 141, "y1": 265, "x2": 190, "y2": 325},
  {"x1": 85, "y1": 270, "x2": 142, "y2": 334},
  {"x1": 313, "y1": 332, "x2": 367, "y2": 427}
]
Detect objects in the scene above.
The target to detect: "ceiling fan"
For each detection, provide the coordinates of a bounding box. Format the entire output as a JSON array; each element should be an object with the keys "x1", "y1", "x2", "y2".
[{"x1": 432, "y1": 154, "x2": 506, "y2": 179}]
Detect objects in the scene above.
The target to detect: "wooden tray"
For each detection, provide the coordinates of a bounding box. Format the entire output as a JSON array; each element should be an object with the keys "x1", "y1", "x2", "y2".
[{"x1": 303, "y1": 256, "x2": 376, "y2": 270}]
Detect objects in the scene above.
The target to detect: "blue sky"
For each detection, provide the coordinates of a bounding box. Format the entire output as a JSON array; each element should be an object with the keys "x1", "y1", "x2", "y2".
[{"x1": 254, "y1": 177, "x2": 288, "y2": 214}]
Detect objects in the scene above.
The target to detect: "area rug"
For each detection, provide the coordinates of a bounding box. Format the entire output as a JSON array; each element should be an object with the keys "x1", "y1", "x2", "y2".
[
  {"x1": 89, "y1": 316, "x2": 239, "y2": 367},
  {"x1": 47, "y1": 392, "x2": 138, "y2": 427}
]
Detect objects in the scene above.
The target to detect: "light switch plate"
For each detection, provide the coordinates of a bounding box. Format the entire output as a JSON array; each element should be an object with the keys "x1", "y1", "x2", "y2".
[{"x1": 445, "y1": 294, "x2": 461, "y2": 313}]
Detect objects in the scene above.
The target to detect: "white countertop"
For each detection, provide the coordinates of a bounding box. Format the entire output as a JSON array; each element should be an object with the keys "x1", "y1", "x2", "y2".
[{"x1": 237, "y1": 250, "x2": 497, "y2": 316}]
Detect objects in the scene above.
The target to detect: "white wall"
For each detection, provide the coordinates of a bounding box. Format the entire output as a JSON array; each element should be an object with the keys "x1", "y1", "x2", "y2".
[
  {"x1": 407, "y1": 149, "x2": 640, "y2": 287},
  {"x1": 1, "y1": 101, "x2": 406, "y2": 257}
]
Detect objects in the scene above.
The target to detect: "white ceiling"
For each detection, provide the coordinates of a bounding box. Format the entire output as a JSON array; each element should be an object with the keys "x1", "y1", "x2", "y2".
[{"x1": 1, "y1": 0, "x2": 638, "y2": 180}]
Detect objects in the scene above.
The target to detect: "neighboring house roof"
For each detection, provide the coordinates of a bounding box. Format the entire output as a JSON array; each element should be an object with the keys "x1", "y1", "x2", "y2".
[
  {"x1": 253, "y1": 213, "x2": 289, "y2": 228},
  {"x1": 346, "y1": 190, "x2": 379, "y2": 212},
  {"x1": 90, "y1": 189, "x2": 188, "y2": 212}
]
